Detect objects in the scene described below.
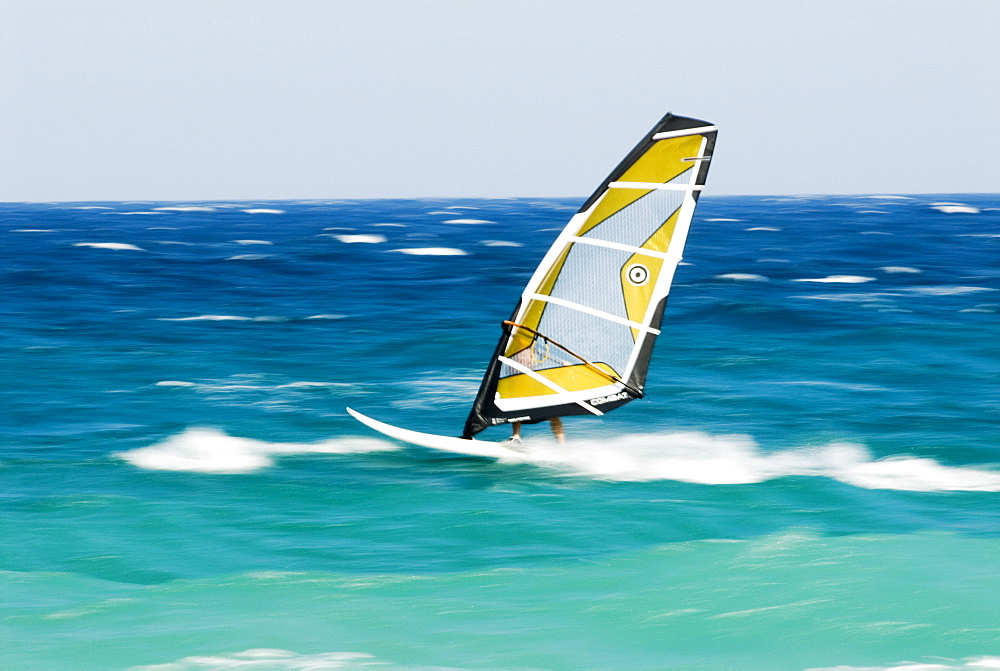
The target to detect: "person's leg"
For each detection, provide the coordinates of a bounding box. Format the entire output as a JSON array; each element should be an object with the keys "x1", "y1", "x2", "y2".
[
  {"x1": 549, "y1": 417, "x2": 565, "y2": 444},
  {"x1": 509, "y1": 422, "x2": 522, "y2": 444}
]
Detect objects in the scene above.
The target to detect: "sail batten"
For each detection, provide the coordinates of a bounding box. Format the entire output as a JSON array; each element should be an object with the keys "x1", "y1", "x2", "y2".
[
  {"x1": 523, "y1": 293, "x2": 660, "y2": 333},
  {"x1": 608, "y1": 182, "x2": 705, "y2": 191},
  {"x1": 462, "y1": 113, "x2": 717, "y2": 438}
]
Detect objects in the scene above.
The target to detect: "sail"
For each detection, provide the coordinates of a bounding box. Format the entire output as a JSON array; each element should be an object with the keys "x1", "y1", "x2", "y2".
[{"x1": 462, "y1": 113, "x2": 717, "y2": 438}]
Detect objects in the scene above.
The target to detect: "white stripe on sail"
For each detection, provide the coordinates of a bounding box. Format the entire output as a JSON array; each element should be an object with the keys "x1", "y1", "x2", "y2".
[
  {"x1": 523, "y1": 293, "x2": 661, "y2": 335},
  {"x1": 498, "y1": 356, "x2": 604, "y2": 416},
  {"x1": 608, "y1": 182, "x2": 704, "y2": 191},
  {"x1": 651, "y1": 125, "x2": 717, "y2": 140}
]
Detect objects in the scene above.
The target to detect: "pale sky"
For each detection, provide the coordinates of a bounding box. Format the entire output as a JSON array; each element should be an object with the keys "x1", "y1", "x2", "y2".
[{"x1": 2, "y1": 0, "x2": 998, "y2": 201}]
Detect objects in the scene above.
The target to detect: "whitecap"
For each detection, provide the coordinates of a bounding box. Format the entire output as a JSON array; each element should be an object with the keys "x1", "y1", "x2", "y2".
[
  {"x1": 132, "y1": 649, "x2": 384, "y2": 670},
  {"x1": 12, "y1": 229, "x2": 55, "y2": 232},
  {"x1": 146, "y1": 226, "x2": 179, "y2": 230},
  {"x1": 391, "y1": 247, "x2": 467, "y2": 256},
  {"x1": 715, "y1": 273, "x2": 769, "y2": 281},
  {"x1": 931, "y1": 202, "x2": 981, "y2": 214},
  {"x1": 72, "y1": 206, "x2": 114, "y2": 210},
  {"x1": 305, "y1": 314, "x2": 346, "y2": 320},
  {"x1": 153, "y1": 206, "x2": 216, "y2": 212},
  {"x1": 746, "y1": 226, "x2": 781, "y2": 231},
  {"x1": 154, "y1": 380, "x2": 197, "y2": 387},
  {"x1": 233, "y1": 239, "x2": 273, "y2": 245},
  {"x1": 793, "y1": 293, "x2": 901, "y2": 302},
  {"x1": 481, "y1": 240, "x2": 524, "y2": 247},
  {"x1": 241, "y1": 208, "x2": 285, "y2": 214},
  {"x1": 512, "y1": 432, "x2": 1000, "y2": 491},
  {"x1": 442, "y1": 218, "x2": 494, "y2": 224},
  {"x1": 879, "y1": 266, "x2": 922, "y2": 273},
  {"x1": 114, "y1": 211, "x2": 163, "y2": 215},
  {"x1": 332, "y1": 234, "x2": 387, "y2": 244},
  {"x1": 857, "y1": 195, "x2": 915, "y2": 199},
  {"x1": 900, "y1": 286, "x2": 994, "y2": 296},
  {"x1": 118, "y1": 428, "x2": 397, "y2": 474},
  {"x1": 226, "y1": 254, "x2": 270, "y2": 261},
  {"x1": 372, "y1": 223, "x2": 406, "y2": 227},
  {"x1": 793, "y1": 275, "x2": 876, "y2": 284},
  {"x1": 74, "y1": 242, "x2": 145, "y2": 251},
  {"x1": 158, "y1": 315, "x2": 254, "y2": 321}
]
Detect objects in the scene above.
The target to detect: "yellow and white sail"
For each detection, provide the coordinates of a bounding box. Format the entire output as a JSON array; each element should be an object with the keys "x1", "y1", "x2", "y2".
[{"x1": 463, "y1": 113, "x2": 717, "y2": 438}]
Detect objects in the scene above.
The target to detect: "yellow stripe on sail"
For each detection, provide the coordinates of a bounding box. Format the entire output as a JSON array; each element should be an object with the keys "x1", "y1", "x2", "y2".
[
  {"x1": 620, "y1": 207, "x2": 685, "y2": 337},
  {"x1": 496, "y1": 363, "x2": 620, "y2": 399},
  {"x1": 577, "y1": 134, "x2": 703, "y2": 236}
]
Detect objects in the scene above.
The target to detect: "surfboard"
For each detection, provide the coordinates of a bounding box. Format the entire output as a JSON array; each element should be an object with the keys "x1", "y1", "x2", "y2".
[{"x1": 345, "y1": 407, "x2": 525, "y2": 459}]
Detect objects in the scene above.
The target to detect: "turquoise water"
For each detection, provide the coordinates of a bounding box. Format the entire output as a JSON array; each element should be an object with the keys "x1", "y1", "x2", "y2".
[{"x1": 2, "y1": 196, "x2": 998, "y2": 669}]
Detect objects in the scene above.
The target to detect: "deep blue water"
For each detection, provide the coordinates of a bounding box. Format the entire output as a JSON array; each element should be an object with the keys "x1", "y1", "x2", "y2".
[{"x1": 1, "y1": 195, "x2": 999, "y2": 670}]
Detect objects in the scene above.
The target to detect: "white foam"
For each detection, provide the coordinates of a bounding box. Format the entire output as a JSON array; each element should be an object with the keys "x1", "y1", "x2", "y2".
[
  {"x1": 12, "y1": 229, "x2": 55, "y2": 232},
  {"x1": 153, "y1": 206, "x2": 217, "y2": 212},
  {"x1": 226, "y1": 255, "x2": 270, "y2": 261},
  {"x1": 858, "y1": 195, "x2": 915, "y2": 200},
  {"x1": 72, "y1": 206, "x2": 114, "y2": 210},
  {"x1": 154, "y1": 380, "x2": 197, "y2": 387},
  {"x1": 959, "y1": 233, "x2": 1000, "y2": 238},
  {"x1": 880, "y1": 266, "x2": 922, "y2": 273},
  {"x1": 715, "y1": 273, "x2": 769, "y2": 281},
  {"x1": 931, "y1": 202, "x2": 981, "y2": 214},
  {"x1": 133, "y1": 649, "x2": 382, "y2": 669},
  {"x1": 391, "y1": 247, "x2": 467, "y2": 256},
  {"x1": 442, "y1": 218, "x2": 494, "y2": 224},
  {"x1": 481, "y1": 240, "x2": 524, "y2": 247},
  {"x1": 746, "y1": 226, "x2": 781, "y2": 231},
  {"x1": 793, "y1": 293, "x2": 901, "y2": 302},
  {"x1": 372, "y1": 223, "x2": 406, "y2": 227},
  {"x1": 119, "y1": 429, "x2": 397, "y2": 474},
  {"x1": 233, "y1": 239, "x2": 273, "y2": 245},
  {"x1": 305, "y1": 314, "x2": 346, "y2": 320},
  {"x1": 514, "y1": 432, "x2": 1000, "y2": 491},
  {"x1": 74, "y1": 242, "x2": 145, "y2": 251},
  {"x1": 793, "y1": 275, "x2": 876, "y2": 284},
  {"x1": 158, "y1": 315, "x2": 279, "y2": 322},
  {"x1": 901, "y1": 286, "x2": 994, "y2": 296},
  {"x1": 333, "y1": 234, "x2": 387, "y2": 244},
  {"x1": 241, "y1": 208, "x2": 285, "y2": 214}
]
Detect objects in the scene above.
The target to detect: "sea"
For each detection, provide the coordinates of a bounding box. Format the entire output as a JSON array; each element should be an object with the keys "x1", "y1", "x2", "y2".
[{"x1": 1, "y1": 194, "x2": 998, "y2": 670}]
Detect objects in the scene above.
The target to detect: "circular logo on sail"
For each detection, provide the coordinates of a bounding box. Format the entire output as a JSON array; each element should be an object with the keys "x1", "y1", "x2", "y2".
[{"x1": 626, "y1": 263, "x2": 650, "y2": 286}]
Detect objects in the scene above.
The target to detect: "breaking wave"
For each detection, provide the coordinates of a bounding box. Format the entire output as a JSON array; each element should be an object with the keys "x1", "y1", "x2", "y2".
[
  {"x1": 118, "y1": 428, "x2": 397, "y2": 474},
  {"x1": 510, "y1": 431, "x2": 1000, "y2": 492}
]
